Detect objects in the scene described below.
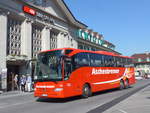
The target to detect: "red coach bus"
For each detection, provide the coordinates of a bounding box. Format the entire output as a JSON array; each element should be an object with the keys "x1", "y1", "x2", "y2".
[{"x1": 34, "y1": 48, "x2": 136, "y2": 98}]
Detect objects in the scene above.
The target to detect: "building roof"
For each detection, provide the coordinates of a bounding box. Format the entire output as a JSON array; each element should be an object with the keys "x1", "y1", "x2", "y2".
[
  {"x1": 131, "y1": 53, "x2": 150, "y2": 59},
  {"x1": 131, "y1": 53, "x2": 150, "y2": 64}
]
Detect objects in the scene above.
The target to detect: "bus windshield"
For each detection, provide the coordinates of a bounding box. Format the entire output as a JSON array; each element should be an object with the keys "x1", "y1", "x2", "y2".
[{"x1": 35, "y1": 50, "x2": 62, "y2": 81}]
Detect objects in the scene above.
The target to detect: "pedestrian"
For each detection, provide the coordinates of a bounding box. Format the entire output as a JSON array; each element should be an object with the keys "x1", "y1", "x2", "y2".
[
  {"x1": 13, "y1": 74, "x2": 19, "y2": 90},
  {"x1": 10, "y1": 72, "x2": 15, "y2": 91},
  {"x1": 20, "y1": 75, "x2": 26, "y2": 92},
  {"x1": 26, "y1": 74, "x2": 32, "y2": 92}
]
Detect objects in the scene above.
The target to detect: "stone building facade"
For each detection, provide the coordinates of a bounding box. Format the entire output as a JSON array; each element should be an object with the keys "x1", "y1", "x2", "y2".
[{"x1": 0, "y1": 0, "x2": 118, "y2": 91}]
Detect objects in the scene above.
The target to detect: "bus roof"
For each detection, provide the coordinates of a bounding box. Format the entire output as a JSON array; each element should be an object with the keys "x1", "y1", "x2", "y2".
[{"x1": 40, "y1": 48, "x2": 132, "y2": 59}]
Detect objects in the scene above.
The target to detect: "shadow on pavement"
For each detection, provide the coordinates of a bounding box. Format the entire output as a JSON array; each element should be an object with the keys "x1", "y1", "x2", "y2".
[
  {"x1": 146, "y1": 97, "x2": 150, "y2": 99},
  {"x1": 92, "y1": 86, "x2": 132, "y2": 97},
  {"x1": 36, "y1": 96, "x2": 82, "y2": 103},
  {"x1": 35, "y1": 87, "x2": 132, "y2": 103}
]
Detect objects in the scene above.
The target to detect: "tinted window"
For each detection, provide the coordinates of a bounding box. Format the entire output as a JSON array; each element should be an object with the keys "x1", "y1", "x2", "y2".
[
  {"x1": 124, "y1": 58, "x2": 134, "y2": 67},
  {"x1": 35, "y1": 50, "x2": 62, "y2": 81},
  {"x1": 65, "y1": 50, "x2": 73, "y2": 55},
  {"x1": 90, "y1": 53, "x2": 103, "y2": 67},
  {"x1": 115, "y1": 57, "x2": 121, "y2": 67},
  {"x1": 72, "y1": 52, "x2": 90, "y2": 69},
  {"x1": 103, "y1": 55, "x2": 114, "y2": 67},
  {"x1": 114, "y1": 57, "x2": 127, "y2": 67}
]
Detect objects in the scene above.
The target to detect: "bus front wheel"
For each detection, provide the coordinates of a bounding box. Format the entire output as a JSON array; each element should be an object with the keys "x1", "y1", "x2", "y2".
[{"x1": 82, "y1": 84, "x2": 91, "y2": 98}]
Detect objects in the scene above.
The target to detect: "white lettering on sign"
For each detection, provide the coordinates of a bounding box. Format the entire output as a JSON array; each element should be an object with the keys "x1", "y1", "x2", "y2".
[
  {"x1": 29, "y1": 9, "x2": 36, "y2": 15},
  {"x1": 92, "y1": 68, "x2": 119, "y2": 75},
  {"x1": 36, "y1": 85, "x2": 55, "y2": 88},
  {"x1": 23, "y1": 6, "x2": 54, "y2": 24},
  {"x1": 36, "y1": 11, "x2": 54, "y2": 24}
]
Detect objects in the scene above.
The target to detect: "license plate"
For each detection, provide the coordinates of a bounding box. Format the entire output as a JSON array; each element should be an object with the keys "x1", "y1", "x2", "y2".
[{"x1": 42, "y1": 94, "x2": 48, "y2": 97}]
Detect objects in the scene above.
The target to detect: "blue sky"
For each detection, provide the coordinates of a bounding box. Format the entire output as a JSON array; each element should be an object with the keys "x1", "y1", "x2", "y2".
[{"x1": 64, "y1": 0, "x2": 150, "y2": 56}]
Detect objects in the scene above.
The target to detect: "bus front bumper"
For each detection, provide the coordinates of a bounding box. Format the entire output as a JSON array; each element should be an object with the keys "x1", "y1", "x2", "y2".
[{"x1": 34, "y1": 88, "x2": 65, "y2": 98}]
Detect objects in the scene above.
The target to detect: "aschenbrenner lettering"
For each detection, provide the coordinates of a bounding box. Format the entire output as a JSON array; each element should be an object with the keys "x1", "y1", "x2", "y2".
[{"x1": 92, "y1": 68, "x2": 119, "y2": 75}]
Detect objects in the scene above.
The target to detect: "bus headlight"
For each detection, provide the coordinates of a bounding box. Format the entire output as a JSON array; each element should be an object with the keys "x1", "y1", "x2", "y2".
[{"x1": 54, "y1": 88, "x2": 63, "y2": 92}]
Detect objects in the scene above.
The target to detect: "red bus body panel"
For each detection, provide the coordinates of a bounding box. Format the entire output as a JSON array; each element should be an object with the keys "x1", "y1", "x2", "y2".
[
  {"x1": 34, "y1": 67, "x2": 136, "y2": 98},
  {"x1": 34, "y1": 48, "x2": 136, "y2": 98}
]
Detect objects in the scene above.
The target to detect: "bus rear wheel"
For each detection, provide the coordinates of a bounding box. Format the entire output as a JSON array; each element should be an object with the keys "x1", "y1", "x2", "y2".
[
  {"x1": 125, "y1": 79, "x2": 129, "y2": 89},
  {"x1": 82, "y1": 84, "x2": 91, "y2": 98},
  {"x1": 119, "y1": 80, "x2": 125, "y2": 90}
]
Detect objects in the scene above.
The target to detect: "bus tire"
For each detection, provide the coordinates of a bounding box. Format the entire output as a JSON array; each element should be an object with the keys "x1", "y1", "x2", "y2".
[
  {"x1": 119, "y1": 80, "x2": 125, "y2": 90},
  {"x1": 125, "y1": 79, "x2": 129, "y2": 89},
  {"x1": 82, "y1": 84, "x2": 91, "y2": 98}
]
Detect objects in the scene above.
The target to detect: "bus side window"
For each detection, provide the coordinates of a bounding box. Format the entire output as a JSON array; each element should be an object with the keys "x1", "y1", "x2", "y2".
[
  {"x1": 120, "y1": 58, "x2": 123, "y2": 67},
  {"x1": 123, "y1": 58, "x2": 126, "y2": 67},
  {"x1": 116, "y1": 57, "x2": 120, "y2": 67},
  {"x1": 101, "y1": 55, "x2": 104, "y2": 67},
  {"x1": 119, "y1": 58, "x2": 122, "y2": 67},
  {"x1": 112, "y1": 56, "x2": 115, "y2": 67},
  {"x1": 95, "y1": 54, "x2": 102, "y2": 67},
  {"x1": 119, "y1": 58, "x2": 124, "y2": 67},
  {"x1": 78, "y1": 53, "x2": 90, "y2": 67},
  {"x1": 89, "y1": 53, "x2": 95, "y2": 67},
  {"x1": 72, "y1": 55, "x2": 78, "y2": 70},
  {"x1": 103, "y1": 55, "x2": 106, "y2": 67},
  {"x1": 104, "y1": 55, "x2": 110, "y2": 67},
  {"x1": 72, "y1": 53, "x2": 89, "y2": 70},
  {"x1": 126, "y1": 58, "x2": 129, "y2": 66},
  {"x1": 90, "y1": 53, "x2": 103, "y2": 67},
  {"x1": 64, "y1": 57, "x2": 72, "y2": 80},
  {"x1": 108, "y1": 56, "x2": 113, "y2": 67},
  {"x1": 115, "y1": 57, "x2": 118, "y2": 67}
]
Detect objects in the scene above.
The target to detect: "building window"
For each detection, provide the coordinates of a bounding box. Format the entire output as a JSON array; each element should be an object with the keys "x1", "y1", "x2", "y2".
[
  {"x1": 147, "y1": 57, "x2": 150, "y2": 62},
  {"x1": 32, "y1": 25, "x2": 42, "y2": 58},
  {"x1": 84, "y1": 45, "x2": 90, "y2": 50},
  {"x1": 50, "y1": 31, "x2": 57, "y2": 49},
  {"x1": 138, "y1": 58, "x2": 142, "y2": 62},
  {"x1": 24, "y1": 0, "x2": 46, "y2": 7},
  {"x1": 135, "y1": 59, "x2": 138, "y2": 62},
  {"x1": 34, "y1": 0, "x2": 42, "y2": 5},
  {"x1": 7, "y1": 18, "x2": 21, "y2": 56},
  {"x1": 91, "y1": 48, "x2": 96, "y2": 51},
  {"x1": 78, "y1": 44, "x2": 84, "y2": 50}
]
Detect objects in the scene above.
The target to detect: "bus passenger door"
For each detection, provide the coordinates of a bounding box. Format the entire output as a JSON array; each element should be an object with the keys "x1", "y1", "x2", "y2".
[{"x1": 63, "y1": 57, "x2": 76, "y2": 97}]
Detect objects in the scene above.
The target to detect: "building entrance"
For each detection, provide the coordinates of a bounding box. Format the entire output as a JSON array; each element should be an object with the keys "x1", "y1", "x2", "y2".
[{"x1": 7, "y1": 65, "x2": 19, "y2": 91}]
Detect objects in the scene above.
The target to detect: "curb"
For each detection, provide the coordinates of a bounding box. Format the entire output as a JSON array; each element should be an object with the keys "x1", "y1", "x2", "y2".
[{"x1": 0, "y1": 92, "x2": 33, "y2": 99}]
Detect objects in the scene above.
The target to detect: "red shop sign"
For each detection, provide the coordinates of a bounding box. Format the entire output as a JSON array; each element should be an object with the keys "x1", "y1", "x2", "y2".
[{"x1": 23, "y1": 6, "x2": 36, "y2": 16}]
